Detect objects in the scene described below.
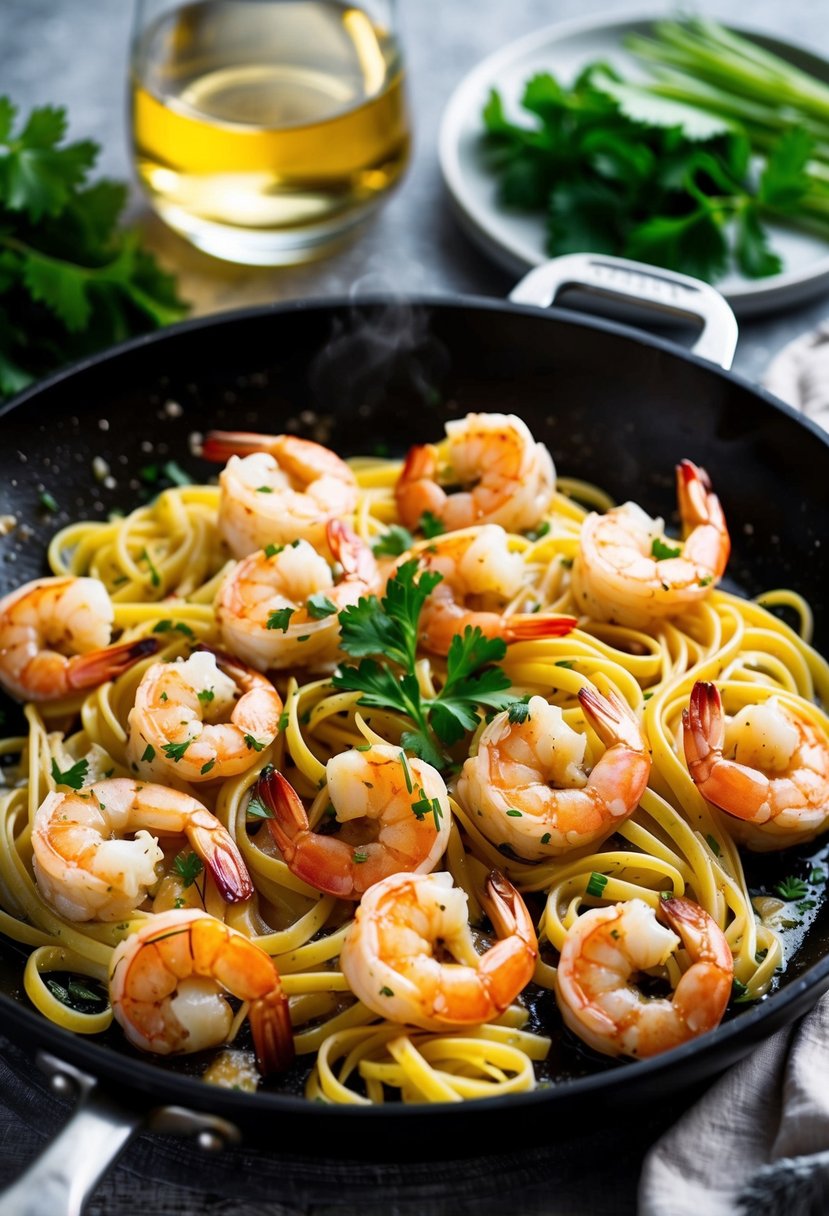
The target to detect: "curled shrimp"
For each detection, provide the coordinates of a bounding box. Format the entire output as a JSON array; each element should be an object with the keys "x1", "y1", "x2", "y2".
[
  {"x1": 413, "y1": 524, "x2": 576, "y2": 655},
  {"x1": 215, "y1": 519, "x2": 381, "y2": 671},
  {"x1": 395, "y1": 413, "x2": 555, "y2": 534},
  {"x1": 127, "y1": 647, "x2": 282, "y2": 784},
  {"x1": 683, "y1": 681, "x2": 829, "y2": 851},
  {"x1": 571, "y1": 460, "x2": 730, "y2": 628},
  {"x1": 32, "y1": 778, "x2": 252, "y2": 922},
  {"x1": 203, "y1": 431, "x2": 358, "y2": 558},
  {"x1": 340, "y1": 869, "x2": 538, "y2": 1030},
  {"x1": 555, "y1": 896, "x2": 733, "y2": 1059},
  {"x1": 109, "y1": 908, "x2": 294, "y2": 1075},
  {"x1": 254, "y1": 743, "x2": 451, "y2": 900},
  {"x1": 456, "y1": 689, "x2": 651, "y2": 861},
  {"x1": 0, "y1": 576, "x2": 158, "y2": 702}
]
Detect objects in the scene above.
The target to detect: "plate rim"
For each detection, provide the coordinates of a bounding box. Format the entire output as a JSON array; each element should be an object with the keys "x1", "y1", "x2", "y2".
[{"x1": 438, "y1": 7, "x2": 829, "y2": 311}]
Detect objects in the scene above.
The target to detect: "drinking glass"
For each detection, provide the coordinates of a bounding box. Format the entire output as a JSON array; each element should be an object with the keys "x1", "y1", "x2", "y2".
[{"x1": 129, "y1": 0, "x2": 411, "y2": 264}]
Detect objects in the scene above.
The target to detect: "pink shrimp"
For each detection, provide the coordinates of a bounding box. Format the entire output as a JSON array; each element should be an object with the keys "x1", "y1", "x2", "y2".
[
  {"x1": 253, "y1": 743, "x2": 451, "y2": 900},
  {"x1": 683, "y1": 681, "x2": 829, "y2": 850},
  {"x1": 0, "y1": 576, "x2": 158, "y2": 701}
]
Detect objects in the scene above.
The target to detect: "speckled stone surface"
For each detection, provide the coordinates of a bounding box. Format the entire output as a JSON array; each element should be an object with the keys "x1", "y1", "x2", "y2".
[{"x1": 1, "y1": 0, "x2": 828, "y2": 1211}]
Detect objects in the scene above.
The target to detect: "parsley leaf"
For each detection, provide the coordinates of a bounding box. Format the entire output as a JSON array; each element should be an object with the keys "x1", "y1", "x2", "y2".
[
  {"x1": 651, "y1": 537, "x2": 682, "y2": 560},
  {"x1": 419, "y1": 512, "x2": 445, "y2": 538},
  {"x1": 775, "y1": 876, "x2": 808, "y2": 901},
  {"x1": 0, "y1": 98, "x2": 187, "y2": 400},
  {"x1": 306, "y1": 593, "x2": 337, "y2": 620},
  {"x1": 162, "y1": 739, "x2": 191, "y2": 763},
  {"x1": 173, "y1": 851, "x2": 204, "y2": 889},
  {"x1": 372, "y1": 525, "x2": 414, "y2": 557},
  {"x1": 50, "y1": 756, "x2": 89, "y2": 790},
  {"x1": 267, "y1": 607, "x2": 294, "y2": 633}
]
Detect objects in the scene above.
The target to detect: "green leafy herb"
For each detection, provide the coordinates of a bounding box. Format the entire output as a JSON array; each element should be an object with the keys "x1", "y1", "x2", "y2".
[
  {"x1": 651, "y1": 537, "x2": 682, "y2": 560},
  {"x1": 246, "y1": 794, "x2": 273, "y2": 820},
  {"x1": 141, "y1": 548, "x2": 161, "y2": 588},
  {"x1": 153, "y1": 619, "x2": 195, "y2": 638},
  {"x1": 306, "y1": 593, "x2": 337, "y2": 620},
  {"x1": 540, "y1": 832, "x2": 551, "y2": 845},
  {"x1": 525, "y1": 521, "x2": 551, "y2": 541},
  {"x1": 244, "y1": 734, "x2": 265, "y2": 752},
  {"x1": 0, "y1": 98, "x2": 187, "y2": 400},
  {"x1": 46, "y1": 977, "x2": 105, "y2": 1010},
  {"x1": 332, "y1": 562, "x2": 523, "y2": 770},
  {"x1": 141, "y1": 743, "x2": 155, "y2": 763},
  {"x1": 197, "y1": 688, "x2": 215, "y2": 704},
  {"x1": 507, "y1": 699, "x2": 531, "y2": 724},
  {"x1": 775, "y1": 876, "x2": 808, "y2": 901},
  {"x1": 372, "y1": 526, "x2": 414, "y2": 557},
  {"x1": 480, "y1": 26, "x2": 829, "y2": 285},
  {"x1": 162, "y1": 739, "x2": 191, "y2": 762},
  {"x1": 506, "y1": 808, "x2": 523, "y2": 817},
  {"x1": 705, "y1": 834, "x2": 721, "y2": 857},
  {"x1": 39, "y1": 490, "x2": 58, "y2": 512},
  {"x1": 173, "y1": 851, "x2": 204, "y2": 889},
  {"x1": 586, "y1": 872, "x2": 608, "y2": 898},
  {"x1": 353, "y1": 850, "x2": 368, "y2": 864},
  {"x1": 379, "y1": 985, "x2": 395, "y2": 997},
  {"x1": 200, "y1": 759, "x2": 215, "y2": 776},
  {"x1": 267, "y1": 607, "x2": 294, "y2": 633},
  {"x1": 50, "y1": 756, "x2": 89, "y2": 790},
  {"x1": 419, "y1": 511, "x2": 445, "y2": 538}
]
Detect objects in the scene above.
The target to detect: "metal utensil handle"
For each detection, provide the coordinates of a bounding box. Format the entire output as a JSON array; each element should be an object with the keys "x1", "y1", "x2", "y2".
[
  {"x1": 508, "y1": 253, "x2": 738, "y2": 370},
  {"x1": 0, "y1": 1053, "x2": 239, "y2": 1216}
]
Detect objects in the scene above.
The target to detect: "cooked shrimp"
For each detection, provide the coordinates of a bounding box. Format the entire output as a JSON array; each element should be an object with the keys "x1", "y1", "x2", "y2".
[
  {"x1": 555, "y1": 896, "x2": 733, "y2": 1059},
  {"x1": 215, "y1": 519, "x2": 381, "y2": 671},
  {"x1": 414, "y1": 524, "x2": 576, "y2": 655},
  {"x1": 456, "y1": 689, "x2": 650, "y2": 861},
  {"x1": 203, "y1": 431, "x2": 358, "y2": 558},
  {"x1": 254, "y1": 744, "x2": 451, "y2": 900},
  {"x1": 683, "y1": 681, "x2": 829, "y2": 851},
  {"x1": 127, "y1": 648, "x2": 282, "y2": 784},
  {"x1": 395, "y1": 413, "x2": 555, "y2": 534},
  {"x1": 0, "y1": 576, "x2": 158, "y2": 702},
  {"x1": 571, "y1": 460, "x2": 730, "y2": 628},
  {"x1": 340, "y1": 869, "x2": 538, "y2": 1030},
  {"x1": 32, "y1": 778, "x2": 253, "y2": 921},
  {"x1": 109, "y1": 908, "x2": 293, "y2": 1075}
]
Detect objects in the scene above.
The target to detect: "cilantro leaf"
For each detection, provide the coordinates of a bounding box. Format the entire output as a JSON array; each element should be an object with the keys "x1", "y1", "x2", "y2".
[
  {"x1": 758, "y1": 129, "x2": 813, "y2": 210},
  {"x1": 734, "y1": 204, "x2": 782, "y2": 279}
]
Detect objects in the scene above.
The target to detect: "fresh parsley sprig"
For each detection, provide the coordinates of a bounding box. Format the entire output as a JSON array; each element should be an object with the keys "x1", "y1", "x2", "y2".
[
  {"x1": 332, "y1": 561, "x2": 520, "y2": 769},
  {"x1": 0, "y1": 97, "x2": 187, "y2": 399}
]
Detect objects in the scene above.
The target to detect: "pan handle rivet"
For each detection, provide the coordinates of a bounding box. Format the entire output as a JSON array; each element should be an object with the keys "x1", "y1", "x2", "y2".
[
  {"x1": 50, "y1": 1074, "x2": 75, "y2": 1099},
  {"x1": 196, "y1": 1130, "x2": 225, "y2": 1153}
]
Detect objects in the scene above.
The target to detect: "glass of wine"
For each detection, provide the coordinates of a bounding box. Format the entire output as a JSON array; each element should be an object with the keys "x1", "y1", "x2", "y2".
[{"x1": 129, "y1": 0, "x2": 411, "y2": 265}]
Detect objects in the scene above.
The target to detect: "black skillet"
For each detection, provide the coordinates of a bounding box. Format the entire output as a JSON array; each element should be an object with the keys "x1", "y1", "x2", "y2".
[{"x1": 0, "y1": 254, "x2": 828, "y2": 1214}]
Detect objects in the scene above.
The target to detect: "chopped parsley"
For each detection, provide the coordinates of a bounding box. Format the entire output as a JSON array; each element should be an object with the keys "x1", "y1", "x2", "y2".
[
  {"x1": 39, "y1": 490, "x2": 58, "y2": 513},
  {"x1": 540, "y1": 832, "x2": 551, "y2": 845},
  {"x1": 173, "y1": 851, "x2": 204, "y2": 888},
  {"x1": 46, "y1": 977, "x2": 106, "y2": 1010},
  {"x1": 162, "y1": 739, "x2": 191, "y2": 762},
  {"x1": 507, "y1": 699, "x2": 531, "y2": 724},
  {"x1": 775, "y1": 876, "x2": 808, "y2": 901},
  {"x1": 244, "y1": 734, "x2": 265, "y2": 751},
  {"x1": 153, "y1": 619, "x2": 195, "y2": 638},
  {"x1": 506, "y1": 808, "x2": 523, "y2": 817},
  {"x1": 141, "y1": 744, "x2": 155, "y2": 763},
  {"x1": 651, "y1": 538, "x2": 682, "y2": 560},
  {"x1": 525, "y1": 521, "x2": 551, "y2": 542},
  {"x1": 246, "y1": 794, "x2": 274, "y2": 820},
  {"x1": 379, "y1": 985, "x2": 395, "y2": 997},
  {"x1": 306, "y1": 594, "x2": 337, "y2": 620},
  {"x1": 418, "y1": 511, "x2": 445, "y2": 538},
  {"x1": 50, "y1": 757, "x2": 89, "y2": 790},
  {"x1": 200, "y1": 759, "x2": 216, "y2": 775},
  {"x1": 372, "y1": 525, "x2": 414, "y2": 557},
  {"x1": 141, "y1": 547, "x2": 161, "y2": 588},
  {"x1": 266, "y1": 607, "x2": 294, "y2": 633},
  {"x1": 197, "y1": 688, "x2": 215, "y2": 704}
]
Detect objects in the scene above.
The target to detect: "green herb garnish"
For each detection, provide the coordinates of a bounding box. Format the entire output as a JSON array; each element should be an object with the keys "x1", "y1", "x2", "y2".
[
  {"x1": 585, "y1": 872, "x2": 608, "y2": 897},
  {"x1": 50, "y1": 757, "x2": 89, "y2": 790},
  {"x1": 266, "y1": 607, "x2": 294, "y2": 633},
  {"x1": 162, "y1": 739, "x2": 191, "y2": 762},
  {"x1": 173, "y1": 851, "x2": 203, "y2": 889},
  {"x1": 775, "y1": 876, "x2": 808, "y2": 901},
  {"x1": 372, "y1": 525, "x2": 414, "y2": 557},
  {"x1": 306, "y1": 593, "x2": 337, "y2": 620}
]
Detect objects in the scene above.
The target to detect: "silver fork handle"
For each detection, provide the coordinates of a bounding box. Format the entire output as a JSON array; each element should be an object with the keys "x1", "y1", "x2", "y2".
[
  {"x1": 509, "y1": 253, "x2": 739, "y2": 370},
  {"x1": 0, "y1": 1053, "x2": 239, "y2": 1216}
]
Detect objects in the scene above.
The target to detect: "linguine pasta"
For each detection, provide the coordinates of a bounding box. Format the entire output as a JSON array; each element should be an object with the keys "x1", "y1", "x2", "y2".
[{"x1": 1, "y1": 448, "x2": 827, "y2": 1104}]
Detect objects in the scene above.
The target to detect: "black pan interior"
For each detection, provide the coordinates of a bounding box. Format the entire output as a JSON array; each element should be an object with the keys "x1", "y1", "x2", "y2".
[{"x1": 0, "y1": 297, "x2": 828, "y2": 1154}]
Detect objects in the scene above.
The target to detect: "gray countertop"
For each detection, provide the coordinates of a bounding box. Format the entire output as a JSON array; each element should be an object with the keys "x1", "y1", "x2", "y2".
[{"x1": 1, "y1": 0, "x2": 828, "y2": 1211}]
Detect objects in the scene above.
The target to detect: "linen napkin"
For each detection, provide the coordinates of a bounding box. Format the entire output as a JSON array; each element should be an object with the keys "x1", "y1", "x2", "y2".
[
  {"x1": 639, "y1": 994, "x2": 829, "y2": 1215},
  {"x1": 764, "y1": 323, "x2": 829, "y2": 430}
]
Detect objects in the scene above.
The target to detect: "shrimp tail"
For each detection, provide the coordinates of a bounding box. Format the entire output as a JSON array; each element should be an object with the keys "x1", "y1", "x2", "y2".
[
  {"x1": 578, "y1": 686, "x2": 641, "y2": 752},
  {"x1": 658, "y1": 895, "x2": 733, "y2": 1034},
  {"x1": 478, "y1": 870, "x2": 538, "y2": 1010},
  {"x1": 257, "y1": 767, "x2": 356, "y2": 899},
  {"x1": 677, "y1": 459, "x2": 730, "y2": 572},
  {"x1": 327, "y1": 519, "x2": 376, "y2": 583},
  {"x1": 201, "y1": 431, "x2": 278, "y2": 463},
  {"x1": 249, "y1": 984, "x2": 295, "y2": 1076},
  {"x1": 186, "y1": 806, "x2": 253, "y2": 903},
  {"x1": 502, "y1": 613, "x2": 578, "y2": 642},
  {"x1": 683, "y1": 681, "x2": 771, "y2": 822},
  {"x1": 66, "y1": 636, "x2": 159, "y2": 691}
]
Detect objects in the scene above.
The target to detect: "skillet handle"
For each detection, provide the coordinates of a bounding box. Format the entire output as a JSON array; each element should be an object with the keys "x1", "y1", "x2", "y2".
[
  {"x1": 0, "y1": 1052, "x2": 239, "y2": 1216},
  {"x1": 508, "y1": 253, "x2": 738, "y2": 371}
]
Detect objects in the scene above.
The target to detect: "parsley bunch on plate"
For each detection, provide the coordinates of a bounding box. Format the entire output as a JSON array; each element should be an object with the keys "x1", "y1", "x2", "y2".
[
  {"x1": 482, "y1": 56, "x2": 826, "y2": 283},
  {"x1": 0, "y1": 97, "x2": 187, "y2": 400}
]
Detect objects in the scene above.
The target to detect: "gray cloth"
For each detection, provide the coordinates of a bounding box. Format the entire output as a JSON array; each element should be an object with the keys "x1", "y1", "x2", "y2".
[
  {"x1": 764, "y1": 323, "x2": 829, "y2": 431},
  {"x1": 639, "y1": 996, "x2": 829, "y2": 1216}
]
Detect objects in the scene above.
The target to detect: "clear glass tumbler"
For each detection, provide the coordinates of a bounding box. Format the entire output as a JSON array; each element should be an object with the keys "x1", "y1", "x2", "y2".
[{"x1": 129, "y1": 0, "x2": 411, "y2": 265}]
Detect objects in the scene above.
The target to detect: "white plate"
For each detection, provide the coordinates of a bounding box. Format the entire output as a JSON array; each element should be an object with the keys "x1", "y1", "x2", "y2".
[{"x1": 439, "y1": 11, "x2": 829, "y2": 317}]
